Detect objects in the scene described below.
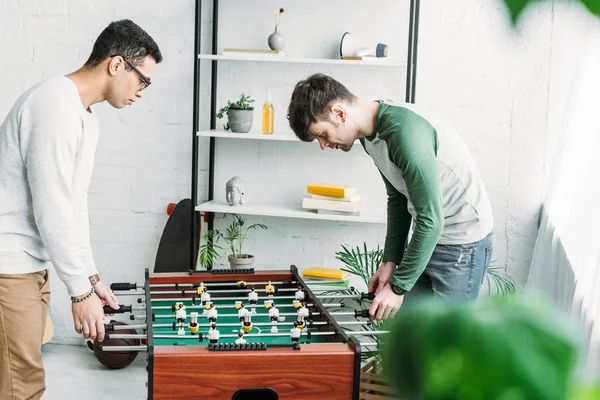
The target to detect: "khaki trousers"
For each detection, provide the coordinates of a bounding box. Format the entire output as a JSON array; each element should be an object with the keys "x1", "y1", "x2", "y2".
[{"x1": 0, "y1": 270, "x2": 50, "y2": 400}]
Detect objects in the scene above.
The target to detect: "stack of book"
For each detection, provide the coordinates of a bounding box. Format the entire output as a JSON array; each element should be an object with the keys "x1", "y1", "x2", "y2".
[{"x1": 301, "y1": 183, "x2": 364, "y2": 216}]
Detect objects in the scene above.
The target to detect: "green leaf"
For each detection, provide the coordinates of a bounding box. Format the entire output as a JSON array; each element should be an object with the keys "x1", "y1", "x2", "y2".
[
  {"x1": 581, "y1": 0, "x2": 600, "y2": 16},
  {"x1": 502, "y1": 0, "x2": 537, "y2": 24}
]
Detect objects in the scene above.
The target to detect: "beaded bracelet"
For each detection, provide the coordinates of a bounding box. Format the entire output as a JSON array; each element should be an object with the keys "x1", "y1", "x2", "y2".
[{"x1": 71, "y1": 286, "x2": 95, "y2": 303}]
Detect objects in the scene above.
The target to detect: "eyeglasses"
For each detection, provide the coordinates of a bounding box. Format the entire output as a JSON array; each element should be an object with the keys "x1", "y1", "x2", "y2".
[{"x1": 110, "y1": 55, "x2": 151, "y2": 90}]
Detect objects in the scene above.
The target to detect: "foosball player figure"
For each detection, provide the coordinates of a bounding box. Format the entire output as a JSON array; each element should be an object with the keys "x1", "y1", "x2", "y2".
[
  {"x1": 268, "y1": 302, "x2": 280, "y2": 333},
  {"x1": 206, "y1": 302, "x2": 218, "y2": 323},
  {"x1": 296, "y1": 316, "x2": 306, "y2": 330},
  {"x1": 175, "y1": 302, "x2": 187, "y2": 335},
  {"x1": 265, "y1": 280, "x2": 275, "y2": 297},
  {"x1": 188, "y1": 312, "x2": 199, "y2": 335},
  {"x1": 297, "y1": 303, "x2": 309, "y2": 320},
  {"x1": 208, "y1": 323, "x2": 219, "y2": 344},
  {"x1": 235, "y1": 331, "x2": 247, "y2": 345},
  {"x1": 264, "y1": 299, "x2": 274, "y2": 310},
  {"x1": 295, "y1": 287, "x2": 305, "y2": 301},
  {"x1": 290, "y1": 321, "x2": 302, "y2": 343},
  {"x1": 196, "y1": 282, "x2": 206, "y2": 296},
  {"x1": 242, "y1": 315, "x2": 253, "y2": 333},
  {"x1": 293, "y1": 299, "x2": 302, "y2": 309},
  {"x1": 248, "y1": 287, "x2": 258, "y2": 314},
  {"x1": 238, "y1": 303, "x2": 248, "y2": 322},
  {"x1": 200, "y1": 289, "x2": 211, "y2": 306}
]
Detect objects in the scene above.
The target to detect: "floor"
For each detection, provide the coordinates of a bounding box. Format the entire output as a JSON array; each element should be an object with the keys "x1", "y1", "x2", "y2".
[{"x1": 42, "y1": 344, "x2": 147, "y2": 400}]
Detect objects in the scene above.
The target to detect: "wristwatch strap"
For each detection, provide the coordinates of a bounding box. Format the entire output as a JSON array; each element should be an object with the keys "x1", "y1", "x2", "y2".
[
  {"x1": 89, "y1": 274, "x2": 101, "y2": 285},
  {"x1": 390, "y1": 282, "x2": 407, "y2": 296}
]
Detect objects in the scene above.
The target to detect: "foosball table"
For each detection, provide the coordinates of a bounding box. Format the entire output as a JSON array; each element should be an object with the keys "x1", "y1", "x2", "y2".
[{"x1": 100, "y1": 266, "x2": 386, "y2": 400}]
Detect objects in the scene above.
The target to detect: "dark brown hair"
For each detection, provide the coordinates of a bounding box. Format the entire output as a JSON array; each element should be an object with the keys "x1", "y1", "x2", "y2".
[
  {"x1": 85, "y1": 19, "x2": 162, "y2": 69},
  {"x1": 287, "y1": 73, "x2": 357, "y2": 142}
]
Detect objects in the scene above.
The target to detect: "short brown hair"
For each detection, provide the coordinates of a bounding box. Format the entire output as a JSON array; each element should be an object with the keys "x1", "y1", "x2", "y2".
[{"x1": 287, "y1": 74, "x2": 358, "y2": 142}]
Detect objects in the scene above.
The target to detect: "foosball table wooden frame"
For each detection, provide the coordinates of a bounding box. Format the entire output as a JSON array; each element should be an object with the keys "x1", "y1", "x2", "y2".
[{"x1": 144, "y1": 266, "x2": 365, "y2": 400}]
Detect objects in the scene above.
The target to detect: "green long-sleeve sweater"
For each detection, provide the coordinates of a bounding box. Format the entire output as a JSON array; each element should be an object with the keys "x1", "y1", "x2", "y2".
[{"x1": 360, "y1": 101, "x2": 494, "y2": 292}]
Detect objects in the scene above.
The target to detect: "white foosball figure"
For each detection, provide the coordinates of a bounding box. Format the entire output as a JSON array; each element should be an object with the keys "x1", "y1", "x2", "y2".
[
  {"x1": 248, "y1": 288, "x2": 258, "y2": 313},
  {"x1": 208, "y1": 323, "x2": 220, "y2": 344},
  {"x1": 238, "y1": 304, "x2": 248, "y2": 322},
  {"x1": 178, "y1": 326, "x2": 185, "y2": 335},
  {"x1": 188, "y1": 312, "x2": 199, "y2": 335},
  {"x1": 200, "y1": 290, "x2": 211, "y2": 306},
  {"x1": 290, "y1": 321, "x2": 302, "y2": 343},
  {"x1": 206, "y1": 302, "x2": 218, "y2": 322},
  {"x1": 294, "y1": 287, "x2": 305, "y2": 301},
  {"x1": 175, "y1": 302, "x2": 187, "y2": 325},
  {"x1": 235, "y1": 331, "x2": 247, "y2": 345},
  {"x1": 297, "y1": 303, "x2": 309, "y2": 319},
  {"x1": 269, "y1": 303, "x2": 280, "y2": 333}
]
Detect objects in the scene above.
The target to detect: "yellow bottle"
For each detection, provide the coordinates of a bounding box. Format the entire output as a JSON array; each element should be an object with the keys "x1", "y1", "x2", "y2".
[{"x1": 262, "y1": 86, "x2": 274, "y2": 134}]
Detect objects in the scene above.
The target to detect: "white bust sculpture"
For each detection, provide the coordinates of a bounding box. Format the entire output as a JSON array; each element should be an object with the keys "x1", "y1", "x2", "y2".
[{"x1": 226, "y1": 176, "x2": 245, "y2": 206}]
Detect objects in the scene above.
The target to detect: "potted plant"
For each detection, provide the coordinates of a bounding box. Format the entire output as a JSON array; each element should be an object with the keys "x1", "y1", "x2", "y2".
[
  {"x1": 216, "y1": 93, "x2": 255, "y2": 133},
  {"x1": 330, "y1": 242, "x2": 518, "y2": 398},
  {"x1": 198, "y1": 214, "x2": 267, "y2": 269}
]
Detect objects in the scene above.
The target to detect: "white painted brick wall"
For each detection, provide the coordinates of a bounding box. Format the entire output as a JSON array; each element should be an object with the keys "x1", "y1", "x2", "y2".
[
  {"x1": 0, "y1": 0, "x2": 195, "y2": 343},
  {"x1": 0, "y1": 0, "x2": 593, "y2": 342}
]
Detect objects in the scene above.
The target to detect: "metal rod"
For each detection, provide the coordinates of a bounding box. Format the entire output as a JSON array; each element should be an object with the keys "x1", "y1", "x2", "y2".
[
  {"x1": 150, "y1": 302, "x2": 340, "y2": 311},
  {"x1": 153, "y1": 321, "x2": 328, "y2": 329},
  {"x1": 110, "y1": 324, "x2": 147, "y2": 330},
  {"x1": 150, "y1": 280, "x2": 305, "y2": 289},
  {"x1": 150, "y1": 287, "x2": 298, "y2": 295},
  {"x1": 153, "y1": 331, "x2": 338, "y2": 340},
  {"x1": 345, "y1": 331, "x2": 389, "y2": 336},
  {"x1": 98, "y1": 345, "x2": 148, "y2": 352},
  {"x1": 151, "y1": 311, "x2": 321, "y2": 319}
]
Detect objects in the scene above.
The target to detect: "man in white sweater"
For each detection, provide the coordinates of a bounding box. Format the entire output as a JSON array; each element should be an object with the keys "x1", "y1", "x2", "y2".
[{"x1": 0, "y1": 20, "x2": 162, "y2": 399}]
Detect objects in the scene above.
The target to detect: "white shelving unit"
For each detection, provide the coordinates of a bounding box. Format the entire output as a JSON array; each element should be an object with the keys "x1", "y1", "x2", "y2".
[
  {"x1": 193, "y1": 2, "x2": 414, "y2": 230},
  {"x1": 195, "y1": 200, "x2": 386, "y2": 224},
  {"x1": 198, "y1": 53, "x2": 406, "y2": 67},
  {"x1": 197, "y1": 130, "x2": 301, "y2": 142}
]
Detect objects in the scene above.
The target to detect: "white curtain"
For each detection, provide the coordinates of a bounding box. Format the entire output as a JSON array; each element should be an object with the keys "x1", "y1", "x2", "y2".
[{"x1": 526, "y1": 31, "x2": 600, "y2": 376}]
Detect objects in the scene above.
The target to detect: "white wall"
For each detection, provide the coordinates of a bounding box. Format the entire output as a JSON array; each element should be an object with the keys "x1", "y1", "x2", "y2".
[
  {"x1": 0, "y1": 0, "x2": 194, "y2": 342},
  {"x1": 0, "y1": 0, "x2": 595, "y2": 341}
]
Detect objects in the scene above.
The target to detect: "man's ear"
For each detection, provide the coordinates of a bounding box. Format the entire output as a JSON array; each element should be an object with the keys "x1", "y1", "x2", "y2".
[
  {"x1": 108, "y1": 56, "x2": 123, "y2": 77},
  {"x1": 330, "y1": 103, "x2": 347, "y2": 122}
]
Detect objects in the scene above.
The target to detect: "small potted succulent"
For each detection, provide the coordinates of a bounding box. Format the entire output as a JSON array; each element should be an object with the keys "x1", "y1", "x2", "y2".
[
  {"x1": 216, "y1": 93, "x2": 255, "y2": 133},
  {"x1": 198, "y1": 214, "x2": 267, "y2": 269}
]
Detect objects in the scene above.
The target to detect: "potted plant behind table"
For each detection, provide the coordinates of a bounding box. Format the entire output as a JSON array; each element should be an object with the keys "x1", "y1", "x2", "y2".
[
  {"x1": 328, "y1": 242, "x2": 518, "y2": 398},
  {"x1": 198, "y1": 214, "x2": 267, "y2": 269},
  {"x1": 216, "y1": 93, "x2": 255, "y2": 133}
]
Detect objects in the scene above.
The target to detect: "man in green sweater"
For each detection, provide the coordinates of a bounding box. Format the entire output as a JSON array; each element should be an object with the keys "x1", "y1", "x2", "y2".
[{"x1": 287, "y1": 74, "x2": 494, "y2": 320}]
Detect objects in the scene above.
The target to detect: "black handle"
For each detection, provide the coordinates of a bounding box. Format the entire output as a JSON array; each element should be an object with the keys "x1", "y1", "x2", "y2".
[
  {"x1": 104, "y1": 304, "x2": 132, "y2": 314},
  {"x1": 361, "y1": 292, "x2": 375, "y2": 300},
  {"x1": 354, "y1": 309, "x2": 370, "y2": 318},
  {"x1": 110, "y1": 283, "x2": 137, "y2": 291}
]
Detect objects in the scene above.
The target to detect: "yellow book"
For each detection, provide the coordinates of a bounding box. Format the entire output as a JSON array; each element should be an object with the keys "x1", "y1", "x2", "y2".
[
  {"x1": 307, "y1": 183, "x2": 357, "y2": 198},
  {"x1": 302, "y1": 266, "x2": 350, "y2": 280}
]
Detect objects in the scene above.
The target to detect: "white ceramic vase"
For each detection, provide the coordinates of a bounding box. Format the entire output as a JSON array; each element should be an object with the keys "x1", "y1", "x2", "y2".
[{"x1": 268, "y1": 25, "x2": 285, "y2": 51}]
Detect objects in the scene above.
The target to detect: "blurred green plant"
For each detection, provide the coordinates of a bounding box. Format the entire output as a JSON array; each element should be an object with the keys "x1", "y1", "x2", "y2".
[
  {"x1": 382, "y1": 295, "x2": 583, "y2": 400},
  {"x1": 502, "y1": 0, "x2": 600, "y2": 24}
]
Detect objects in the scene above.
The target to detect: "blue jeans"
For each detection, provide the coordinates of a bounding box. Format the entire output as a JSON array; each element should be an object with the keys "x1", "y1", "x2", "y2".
[{"x1": 407, "y1": 232, "x2": 494, "y2": 302}]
